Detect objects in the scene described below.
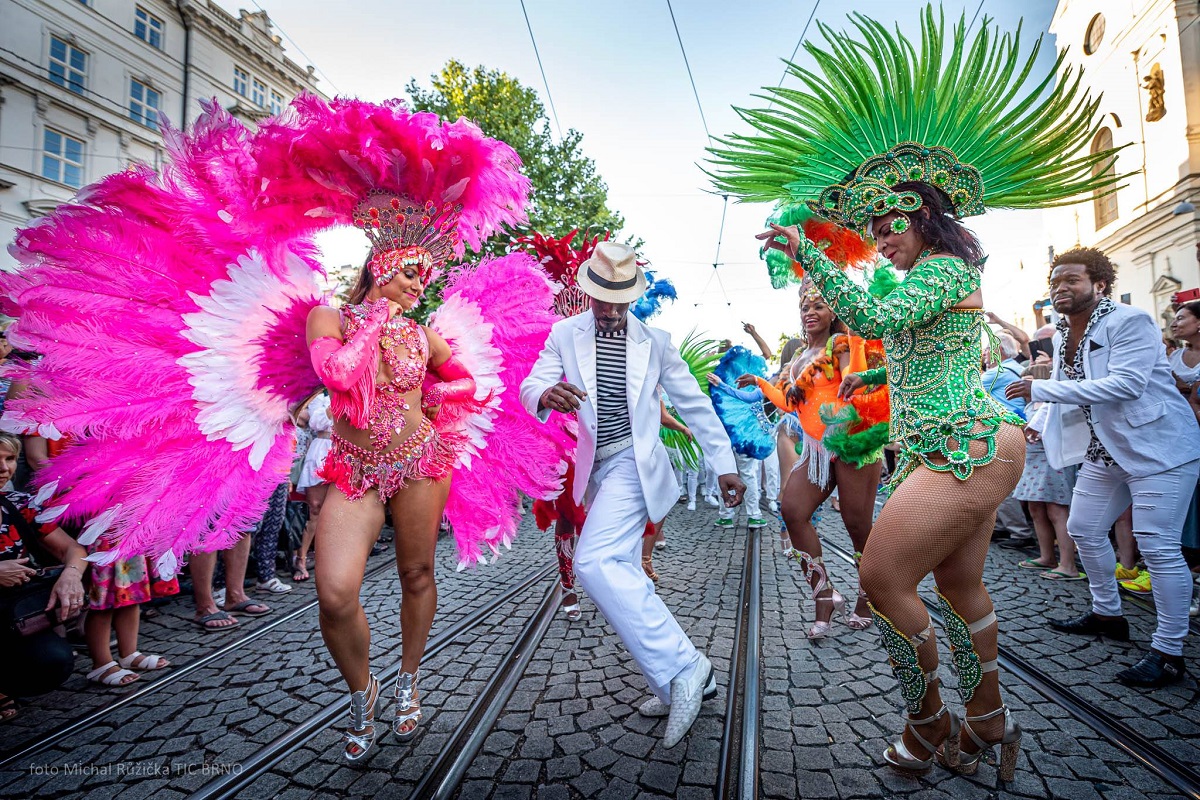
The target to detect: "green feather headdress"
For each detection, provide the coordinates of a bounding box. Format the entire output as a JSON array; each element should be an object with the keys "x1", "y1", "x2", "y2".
[{"x1": 707, "y1": 4, "x2": 1126, "y2": 232}]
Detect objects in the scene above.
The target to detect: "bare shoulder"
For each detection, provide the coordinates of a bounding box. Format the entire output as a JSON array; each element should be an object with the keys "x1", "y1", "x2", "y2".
[{"x1": 306, "y1": 305, "x2": 342, "y2": 340}]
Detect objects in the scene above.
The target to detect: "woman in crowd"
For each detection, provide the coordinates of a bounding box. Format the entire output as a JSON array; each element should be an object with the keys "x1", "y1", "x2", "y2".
[
  {"x1": 0, "y1": 433, "x2": 86, "y2": 715},
  {"x1": 294, "y1": 391, "x2": 332, "y2": 582},
  {"x1": 1014, "y1": 364, "x2": 1081, "y2": 580}
]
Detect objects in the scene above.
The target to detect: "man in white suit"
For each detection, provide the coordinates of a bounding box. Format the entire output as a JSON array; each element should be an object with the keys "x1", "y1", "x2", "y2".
[
  {"x1": 521, "y1": 241, "x2": 746, "y2": 748},
  {"x1": 1008, "y1": 248, "x2": 1200, "y2": 687}
]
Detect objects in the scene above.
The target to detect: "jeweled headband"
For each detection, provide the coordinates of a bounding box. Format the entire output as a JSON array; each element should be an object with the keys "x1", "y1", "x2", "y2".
[
  {"x1": 807, "y1": 143, "x2": 983, "y2": 235},
  {"x1": 352, "y1": 191, "x2": 463, "y2": 286}
]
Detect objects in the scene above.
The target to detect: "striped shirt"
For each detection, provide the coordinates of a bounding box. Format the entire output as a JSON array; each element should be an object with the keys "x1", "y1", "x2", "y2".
[{"x1": 595, "y1": 329, "x2": 632, "y2": 447}]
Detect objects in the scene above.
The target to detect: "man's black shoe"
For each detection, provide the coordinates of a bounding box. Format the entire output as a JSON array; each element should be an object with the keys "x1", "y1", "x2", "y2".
[
  {"x1": 1116, "y1": 651, "x2": 1186, "y2": 688},
  {"x1": 1047, "y1": 611, "x2": 1130, "y2": 641},
  {"x1": 998, "y1": 536, "x2": 1036, "y2": 550}
]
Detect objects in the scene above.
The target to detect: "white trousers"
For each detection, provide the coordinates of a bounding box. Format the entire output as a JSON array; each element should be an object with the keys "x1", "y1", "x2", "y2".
[
  {"x1": 1067, "y1": 457, "x2": 1200, "y2": 656},
  {"x1": 576, "y1": 448, "x2": 699, "y2": 702},
  {"x1": 720, "y1": 454, "x2": 763, "y2": 520},
  {"x1": 762, "y1": 453, "x2": 781, "y2": 503},
  {"x1": 674, "y1": 466, "x2": 699, "y2": 501}
]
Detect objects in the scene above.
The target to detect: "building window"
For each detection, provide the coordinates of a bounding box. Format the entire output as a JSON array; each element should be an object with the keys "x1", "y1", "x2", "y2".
[
  {"x1": 130, "y1": 78, "x2": 161, "y2": 130},
  {"x1": 48, "y1": 36, "x2": 87, "y2": 94},
  {"x1": 1092, "y1": 127, "x2": 1118, "y2": 229},
  {"x1": 134, "y1": 7, "x2": 164, "y2": 49},
  {"x1": 1084, "y1": 14, "x2": 1106, "y2": 55},
  {"x1": 233, "y1": 67, "x2": 248, "y2": 97},
  {"x1": 42, "y1": 129, "x2": 85, "y2": 188},
  {"x1": 251, "y1": 79, "x2": 267, "y2": 107},
  {"x1": 269, "y1": 90, "x2": 285, "y2": 115}
]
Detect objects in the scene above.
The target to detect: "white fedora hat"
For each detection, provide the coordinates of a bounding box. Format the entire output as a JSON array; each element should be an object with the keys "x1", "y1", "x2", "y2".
[{"x1": 577, "y1": 241, "x2": 648, "y2": 304}]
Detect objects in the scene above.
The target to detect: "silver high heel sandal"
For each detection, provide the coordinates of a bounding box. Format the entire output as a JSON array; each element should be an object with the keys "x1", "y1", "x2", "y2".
[
  {"x1": 561, "y1": 582, "x2": 582, "y2": 622},
  {"x1": 845, "y1": 586, "x2": 873, "y2": 630},
  {"x1": 393, "y1": 670, "x2": 422, "y2": 741},
  {"x1": 955, "y1": 705, "x2": 1021, "y2": 780},
  {"x1": 884, "y1": 694, "x2": 961, "y2": 774},
  {"x1": 790, "y1": 551, "x2": 844, "y2": 639},
  {"x1": 342, "y1": 673, "x2": 380, "y2": 763}
]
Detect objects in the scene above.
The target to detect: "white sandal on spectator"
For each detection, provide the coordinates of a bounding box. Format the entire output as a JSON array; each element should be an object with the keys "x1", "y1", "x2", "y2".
[
  {"x1": 118, "y1": 651, "x2": 170, "y2": 671},
  {"x1": 86, "y1": 661, "x2": 139, "y2": 687}
]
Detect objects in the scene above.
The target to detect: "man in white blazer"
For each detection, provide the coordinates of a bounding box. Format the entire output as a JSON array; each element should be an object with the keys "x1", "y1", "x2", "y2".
[
  {"x1": 1008, "y1": 248, "x2": 1200, "y2": 687},
  {"x1": 521, "y1": 241, "x2": 745, "y2": 748}
]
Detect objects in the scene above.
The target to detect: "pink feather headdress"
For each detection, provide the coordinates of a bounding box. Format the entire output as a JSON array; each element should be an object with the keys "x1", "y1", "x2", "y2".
[{"x1": 253, "y1": 95, "x2": 530, "y2": 284}]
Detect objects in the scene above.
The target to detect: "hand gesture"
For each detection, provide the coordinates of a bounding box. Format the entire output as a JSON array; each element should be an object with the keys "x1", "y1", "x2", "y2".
[
  {"x1": 1024, "y1": 427, "x2": 1042, "y2": 444},
  {"x1": 785, "y1": 384, "x2": 805, "y2": 407},
  {"x1": 540, "y1": 382, "x2": 587, "y2": 413},
  {"x1": 1005, "y1": 377, "x2": 1034, "y2": 402},
  {"x1": 0, "y1": 557, "x2": 35, "y2": 588},
  {"x1": 717, "y1": 474, "x2": 746, "y2": 508},
  {"x1": 755, "y1": 223, "x2": 801, "y2": 261},
  {"x1": 735, "y1": 374, "x2": 757, "y2": 389},
  {"x1": 742, "y1": 322, "x2": 757, "y2": 335},
  {"x1": 838, "y1": 374, "x2": 865, "y2": 400},
  {"x1": 706, "y1": 373, "x2": 723, "y2": 387},
  {"x1": 985, "y1": 311, "x2": 1000, "y2": 324},
  {"x1": 46, "y1": 568, "x2": 85, "y2": 622}
]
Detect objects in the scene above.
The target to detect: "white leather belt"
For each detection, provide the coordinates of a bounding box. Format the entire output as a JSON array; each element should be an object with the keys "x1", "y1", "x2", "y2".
[{"x1": 594, "y1": 435, "x2": 634, "y2": 462}]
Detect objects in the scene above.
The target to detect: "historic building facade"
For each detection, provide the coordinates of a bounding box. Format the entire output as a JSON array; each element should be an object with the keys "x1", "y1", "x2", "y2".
[
  {"x1": 1045, "y1": 0, "x2": 1200, "y2": 329},
  {"x1": 0, "y1": 0, "x2": 325, "y2": 269}
]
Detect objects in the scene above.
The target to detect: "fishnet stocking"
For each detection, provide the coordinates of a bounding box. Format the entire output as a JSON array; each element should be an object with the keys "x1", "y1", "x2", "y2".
[{"x1": 860, "y1": 423, "x2": 1025, "y2": 754}]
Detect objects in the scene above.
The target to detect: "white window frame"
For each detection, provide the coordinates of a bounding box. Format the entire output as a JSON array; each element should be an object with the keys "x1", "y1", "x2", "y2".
[
  {"x1": 48, "y1": 35, "x2": 87, "y2": 94},
  {"x1": 42, "y1": 128, "x2": 86, "y2": 189},
  {"x1": 134, "y1": 6, "x2": 165, "y2": 50},
  {"x1": 130, "y1": 78, "x2": 162, "y2": 130},
  {"x1": 233, "y1": 66, "x2": 248, "y2": 97},
  {"x1": 269, "y1": 90, "x2": 285, "y2": 115},
  {"x1": 251, "y1": 78, "x2": 267, "y2": 107}
]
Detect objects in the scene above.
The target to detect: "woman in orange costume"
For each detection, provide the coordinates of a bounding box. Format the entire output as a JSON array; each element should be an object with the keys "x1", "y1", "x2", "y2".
[{"x1": 738, "y1": 217, "x2": 890, "y2": 639}]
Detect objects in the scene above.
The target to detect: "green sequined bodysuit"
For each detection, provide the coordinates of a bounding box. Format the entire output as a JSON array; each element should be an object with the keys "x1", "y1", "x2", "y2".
[{"x1": 796, "y1": 239, "x2": 1023, "y2": 487}]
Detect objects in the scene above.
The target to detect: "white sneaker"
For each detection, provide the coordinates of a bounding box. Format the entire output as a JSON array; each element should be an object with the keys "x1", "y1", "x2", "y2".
[
  {"x1": 704, "y1": 495, "x2": 719, "y2": 508},
  {"x1": 768, "y1": 500, "x2": 779, "y2": 514},
  {"x1": 663, "y1": 654, "x2": 713, "y2": 748},
  {"x1": 212, "y1": 588, "x2": 226, "y2": 607},
  {"x1": 256, "y1": 577, "x2": 293, "y2": 594},
  {"x1": 687, "y1": 500, "x2": 696, "y2": 511},
  {"x1": 1191, "y1": 578, "x2": 1199, "y2": 617}
]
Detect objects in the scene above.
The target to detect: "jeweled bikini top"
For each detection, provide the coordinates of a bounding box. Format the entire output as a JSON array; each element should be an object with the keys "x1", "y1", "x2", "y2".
[{"x1": 341, "y1": 304, "x2": 428, "y2": 450}]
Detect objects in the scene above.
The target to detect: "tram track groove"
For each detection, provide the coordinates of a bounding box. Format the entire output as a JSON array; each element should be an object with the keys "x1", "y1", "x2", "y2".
[
  {"x1": 187, "y1": 562, "x2": 556, "y2": 800},
  {"x1": 408, "y1": 579, "x2": 559, "y2": 800},
  {"x1": 821, "y1": 536, "x2": 1200, "y2": 799},
  {"x1": 716, "y1": 523, "x2": 762, "y2": 800},
  {"x1": 0, "y1": 558, "x2": 397, "y2": 771}
]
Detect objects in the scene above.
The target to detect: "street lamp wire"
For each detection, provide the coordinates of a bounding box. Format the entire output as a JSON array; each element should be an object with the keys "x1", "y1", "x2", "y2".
[{"x1": 520, "y1": 0, "x2": 564, "y2": 141}]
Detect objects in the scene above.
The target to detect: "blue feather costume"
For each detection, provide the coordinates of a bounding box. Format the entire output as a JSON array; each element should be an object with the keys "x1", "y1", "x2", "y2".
[
  {"x1": 710, "y1": 346, "x2": 776, "y2": 459},
  {"x1": 630, "y1": 269, "x2": 678, "y2": 322}
]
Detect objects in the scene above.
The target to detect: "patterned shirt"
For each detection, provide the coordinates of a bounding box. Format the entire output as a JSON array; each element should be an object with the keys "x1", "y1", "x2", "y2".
[
  {"x1": 595, "y1": 329, "x2": 632, "y2": 447},
  {"x1": 1057, "y1": 297, "x2": 1117, "y2": 466},
  {"x1": 0, "y1": 491, "x2": 57, "y2": 561}
]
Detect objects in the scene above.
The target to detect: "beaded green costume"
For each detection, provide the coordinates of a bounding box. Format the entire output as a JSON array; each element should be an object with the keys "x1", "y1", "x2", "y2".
[{"x1": 795, "y1": 240, "x2": 1023, "y2": 486}]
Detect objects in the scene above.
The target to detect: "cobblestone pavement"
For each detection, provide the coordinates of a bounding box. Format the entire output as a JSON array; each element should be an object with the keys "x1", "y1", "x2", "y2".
[{"x1": 1, "y1": 501, "x2": 1197, "y2": 799}]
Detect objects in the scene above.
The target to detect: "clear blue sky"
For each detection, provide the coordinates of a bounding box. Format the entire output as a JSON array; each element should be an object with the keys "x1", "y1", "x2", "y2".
[{"x1": 239, "y1": 0, "x2": 1062, "y2": 346}]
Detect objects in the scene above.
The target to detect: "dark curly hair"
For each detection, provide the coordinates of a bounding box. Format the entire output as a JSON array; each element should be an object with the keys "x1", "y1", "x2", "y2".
[
  {"x1": 1179, "y1": 300, "x2": 1200, "y2": 321},
  {"x1": 1049, "y1": 247, "x2": 1116, "y2": 296},
  {"x1": 890, "y1": 181, "x2": 987, "y2": 268}
]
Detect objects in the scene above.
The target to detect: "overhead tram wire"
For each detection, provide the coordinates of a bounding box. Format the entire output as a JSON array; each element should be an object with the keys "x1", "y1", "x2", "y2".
[
  {"x1": 966, "y1": 0, "x2": 986, "y2": 36},
  {"x1": 767, "y1": 0, "x2": 821, "y2": 112},
  {"x1": 664, "y1": 0, "x2": 733, "y2": 310},
  {"x1": 251, "y1": 0, "x2": 341, "y2": 95},
  {"x1": 520, "y1": 0, "x2": 563, "y2": 141}
]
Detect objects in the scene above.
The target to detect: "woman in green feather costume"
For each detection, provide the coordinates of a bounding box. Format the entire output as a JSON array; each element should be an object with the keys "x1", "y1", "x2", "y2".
[{"x1": 711, "y1": 4, "x2": 1123, "y2": 780}]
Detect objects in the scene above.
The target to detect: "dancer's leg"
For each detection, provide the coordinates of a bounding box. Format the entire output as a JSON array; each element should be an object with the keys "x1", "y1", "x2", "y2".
[
  {"x1": 860, "y1": 424, "x2": 1024, "y2": 760},
  {"x1": 833, "y1": 458, "x2": 882, "y2": 620},
  {"x1": 779, "y1": 457, "x2": 836, "y2": 632},
  {"x1": 575, "y1": 450, "x2": 697, "y2": 702}
]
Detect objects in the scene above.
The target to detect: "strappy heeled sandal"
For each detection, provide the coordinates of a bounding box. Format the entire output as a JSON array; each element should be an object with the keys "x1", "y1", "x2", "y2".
[
  {"x1": 955, "y1": 705, "x2": 1021, "y2": 781},
  {"x1": 342, "y1": 673, "x2": 380, "y2": 763},
  {"x1": 393, "y1": 670, "x2": 422, "y2": 741},
  {"x1": 846, "y1": 587, "x2": 873, "y2": 630},
  {"x1": 561, "y1": 582, "x2": 581, "y2": 622},
  {"x1": 884, "y1": 695, "x2": 960, "y2": 774},
  {"x1": 641, "y1": 557, "x2": 659, "y2": 584},
  {"x1": 790, "y1": 551, "x2": 844, "y2": 639}
]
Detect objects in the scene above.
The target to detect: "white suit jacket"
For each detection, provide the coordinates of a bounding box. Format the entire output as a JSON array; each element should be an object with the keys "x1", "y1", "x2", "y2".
[
  {"x1": 1030, "y1": 302, "x2": 1200, "y2": 476},
  {"x1": 520, "y1": 313, "x2": 738, "y2": 523}
]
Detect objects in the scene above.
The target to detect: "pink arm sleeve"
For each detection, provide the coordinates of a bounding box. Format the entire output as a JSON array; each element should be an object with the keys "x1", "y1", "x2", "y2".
[
  {"x1": 423, "y1": 354, "x2": 477, "y2": 407},
  {"x1": 309, "y1": 301, "x2": 387, "y2": 392}
]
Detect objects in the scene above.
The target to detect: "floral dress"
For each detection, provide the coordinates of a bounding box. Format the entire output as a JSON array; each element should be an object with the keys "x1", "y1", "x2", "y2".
[{"x1": 87, "y1": 539, "x2": 179, "y2": 611}]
